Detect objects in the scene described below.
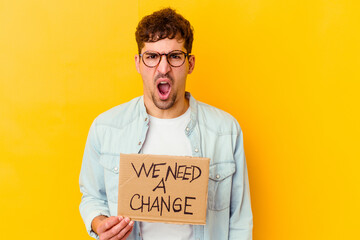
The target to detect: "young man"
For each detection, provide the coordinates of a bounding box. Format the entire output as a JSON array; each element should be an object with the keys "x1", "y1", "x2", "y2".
[{"x1": 80, "y1": 8, "x2": 253, "y2": 240}]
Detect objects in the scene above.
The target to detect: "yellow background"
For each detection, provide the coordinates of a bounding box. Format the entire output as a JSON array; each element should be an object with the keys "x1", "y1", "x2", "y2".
[{"x1": 1, "y1": 0, "x2": 359, "y2": 239}]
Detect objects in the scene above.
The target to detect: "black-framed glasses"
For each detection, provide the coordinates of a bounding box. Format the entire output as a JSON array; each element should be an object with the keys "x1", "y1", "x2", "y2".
[{"x1": 139, "y1": 50, "x2": 190, "y2": 68}]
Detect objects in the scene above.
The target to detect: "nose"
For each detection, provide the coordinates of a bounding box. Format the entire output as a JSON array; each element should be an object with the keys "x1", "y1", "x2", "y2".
[{"x1": 157, "y1": 54, "x2": 171, "y2": 74}]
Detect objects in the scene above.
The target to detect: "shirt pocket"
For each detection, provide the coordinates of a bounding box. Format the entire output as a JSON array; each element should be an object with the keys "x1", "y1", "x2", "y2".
[
  {"x1": 207, "y1": 162, "x2": 235, "y2": 211},
  {"x1": 99, "y1": 154, "x2": 120, "y2": 204}
]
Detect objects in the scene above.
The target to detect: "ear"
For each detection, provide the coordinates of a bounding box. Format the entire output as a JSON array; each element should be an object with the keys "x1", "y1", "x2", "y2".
[
  {"x1": 188, "y1": 55, "x2": 195, "y2": 74},
  {"x1": 135, "y1": 54, "x2": 141, "y2": 74}
]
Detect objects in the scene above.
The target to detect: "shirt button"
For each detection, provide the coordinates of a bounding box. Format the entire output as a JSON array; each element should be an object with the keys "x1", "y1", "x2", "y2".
[
  {"x1": 194, "y1": 148, "x2": 199, "y2": 153},
  {"x1": 144, "y1": 117, "x2": 148, "y2": 121},
  {"x1": 114, "y1": 167, "x2": 118, "y2": 171},
  {"x1": 216, "y1": 174, "x2": 220, "y2": 179},
  {"x1": 186, "y1": 127, "x2": 190, "y2": 132},
  {"x1": 138, "y1": 141, "x2": 142, "y2": 145}
]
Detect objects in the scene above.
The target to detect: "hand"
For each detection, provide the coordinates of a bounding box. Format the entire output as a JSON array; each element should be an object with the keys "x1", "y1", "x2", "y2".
[{"x1": 92, "y1": 215, "x2": 134, "y2": 240}]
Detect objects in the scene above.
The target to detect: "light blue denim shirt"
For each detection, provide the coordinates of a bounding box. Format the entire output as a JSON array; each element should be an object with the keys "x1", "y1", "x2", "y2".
[{"x1": 79, "y1": 93, "x2": 253, "y2": 240}]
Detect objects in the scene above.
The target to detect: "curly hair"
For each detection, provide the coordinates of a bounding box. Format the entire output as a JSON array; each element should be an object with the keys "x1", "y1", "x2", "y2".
[{"x1": 135, "y1": 8, "x2": 194, "y2": 54}]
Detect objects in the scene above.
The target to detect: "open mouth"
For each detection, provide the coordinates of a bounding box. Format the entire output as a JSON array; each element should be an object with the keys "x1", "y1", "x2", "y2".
[{"x1": 157, "y1": 81, "x2": 171, "y2": 100}]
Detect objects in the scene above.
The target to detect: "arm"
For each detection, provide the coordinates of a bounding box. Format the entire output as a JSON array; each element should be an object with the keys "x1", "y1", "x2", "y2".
[
  {"x1": 79, "y1": 120, "x2": 133, "y2": 239},
  {"x1": 79, "y1": 120, "x2": 110, "y2": 238},
  {"x1": 229, "y1": 122, "x2": 253, "y2": 240}
]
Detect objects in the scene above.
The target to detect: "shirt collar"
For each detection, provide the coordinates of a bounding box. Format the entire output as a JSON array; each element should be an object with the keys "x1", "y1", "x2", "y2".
[{"x1": 186, "y1": 91, "x2": 198, "y2": 132}]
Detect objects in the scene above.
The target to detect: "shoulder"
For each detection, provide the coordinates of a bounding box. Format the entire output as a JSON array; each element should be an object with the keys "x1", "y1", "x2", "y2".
[
  {"x1": 93, "y1": 96, "x2": 144, "y2": 129},
  {"x1": 196, "y1": 100, "x2": 242, "y2": 135}
]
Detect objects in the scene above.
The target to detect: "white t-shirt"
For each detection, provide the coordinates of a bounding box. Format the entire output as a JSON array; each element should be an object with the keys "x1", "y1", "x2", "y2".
[{"x1": 140, "y1": 108, "x2": 194, "y2": 240}]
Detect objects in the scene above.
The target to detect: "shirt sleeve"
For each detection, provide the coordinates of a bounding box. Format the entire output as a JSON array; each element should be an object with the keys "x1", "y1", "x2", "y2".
[
  {"x1": 229, "y1": 121, "x2": 253, "y2": 240},
  {"x1": 79, "y1": 119, "x2": 110, "y2": 239}
]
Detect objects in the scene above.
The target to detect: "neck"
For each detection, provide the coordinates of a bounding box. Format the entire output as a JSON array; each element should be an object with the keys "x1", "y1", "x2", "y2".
[{"x1": 144, "y1": 95, "x2": 189, "y2": 119}]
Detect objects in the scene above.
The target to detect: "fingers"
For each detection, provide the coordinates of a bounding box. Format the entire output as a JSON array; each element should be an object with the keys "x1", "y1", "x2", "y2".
[
  {"x1": 109, "y1": 218, "x2": 134, "y2": 240},
  {"x1": 99, "y1": 216, "x2": 134, "y2": 240},
  {"x1": 108, "y1": 217, "x2": 134, "y2": 240},
  {"x1": 97, "y1": 216, "x2": 121, "y2": 234},
  {"x1": 120, "y1": 224, "x2": 133, "y2": 240}
]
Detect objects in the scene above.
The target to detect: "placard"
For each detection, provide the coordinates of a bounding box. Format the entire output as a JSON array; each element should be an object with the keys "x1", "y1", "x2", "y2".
[{"x1": 118, "y1": 154, "x2": 210, "y2": 225}]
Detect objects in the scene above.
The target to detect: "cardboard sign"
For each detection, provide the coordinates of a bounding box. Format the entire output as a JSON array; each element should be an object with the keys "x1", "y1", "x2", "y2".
[{"x1": 118, "y1": 154, "x2": 210, "y2": 225}]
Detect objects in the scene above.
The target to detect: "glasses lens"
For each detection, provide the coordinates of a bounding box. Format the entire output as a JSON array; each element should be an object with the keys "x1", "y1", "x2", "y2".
[
  {"x1": 168, "y1": 51, "x2": 186, "y2": 67},
  {"x1": 143, "y1": 52, "x2": 160, "y2": 67}
]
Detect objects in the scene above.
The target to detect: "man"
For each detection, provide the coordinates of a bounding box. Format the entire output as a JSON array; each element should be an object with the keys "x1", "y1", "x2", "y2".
[{"x1": 80, "y1": 8, "x2": 253, "y2": 240}]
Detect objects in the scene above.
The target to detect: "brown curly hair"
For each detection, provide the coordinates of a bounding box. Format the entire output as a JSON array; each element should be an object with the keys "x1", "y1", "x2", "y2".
[{"x1": 135, "y1": 8, "x2": 194, "y2": 54}]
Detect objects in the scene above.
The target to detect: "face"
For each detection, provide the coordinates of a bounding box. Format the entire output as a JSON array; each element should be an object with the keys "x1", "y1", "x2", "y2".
[{"x1": 135, "y1": 38, "x2": 195, "y2": 115}]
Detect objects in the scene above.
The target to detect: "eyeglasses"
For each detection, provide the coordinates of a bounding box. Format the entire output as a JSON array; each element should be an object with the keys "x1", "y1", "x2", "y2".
[{"x1": 139, "y1": 50, "x2": 190, "y2": 68}]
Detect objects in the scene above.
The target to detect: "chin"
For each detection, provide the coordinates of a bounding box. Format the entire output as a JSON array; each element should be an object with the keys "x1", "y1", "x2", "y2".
[{"x1": 152, "y1": 94, "x2": 177, "y2": 110}]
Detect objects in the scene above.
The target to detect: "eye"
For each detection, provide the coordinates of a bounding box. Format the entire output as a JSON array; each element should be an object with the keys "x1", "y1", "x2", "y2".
[
  {"x1": 145, "y1": 53, "x2": 159, "y2": 59},
  {"x1": 169, "y1": 53, "x2": 182, "y2": 59}
]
